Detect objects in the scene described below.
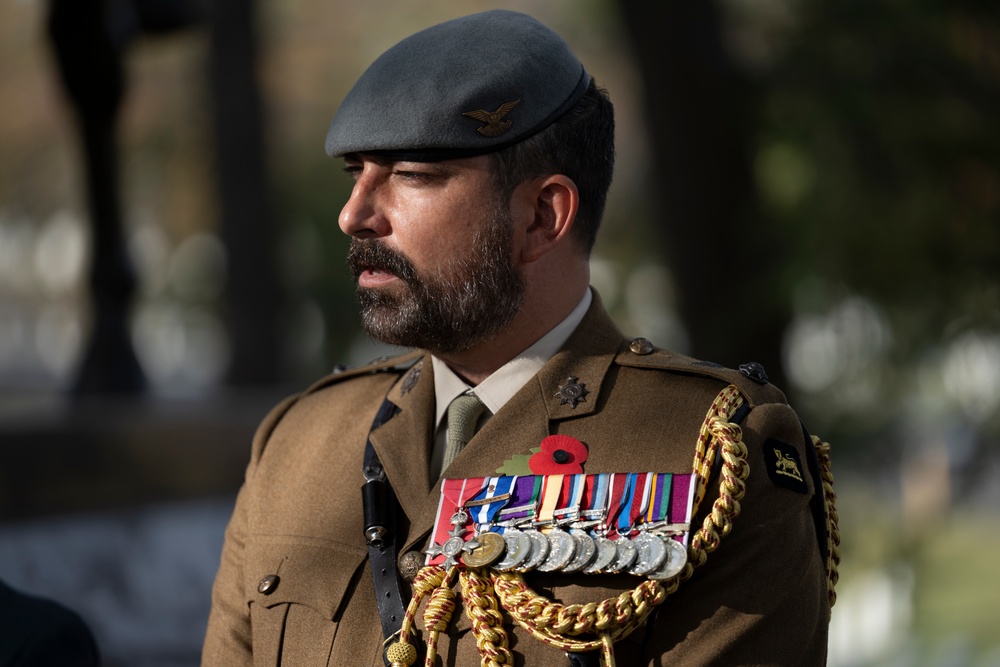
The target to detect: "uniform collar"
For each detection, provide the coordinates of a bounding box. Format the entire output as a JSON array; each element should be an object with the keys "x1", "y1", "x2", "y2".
[{"x1": 431, "y1": 288, "x2": 592, "y2": 427}]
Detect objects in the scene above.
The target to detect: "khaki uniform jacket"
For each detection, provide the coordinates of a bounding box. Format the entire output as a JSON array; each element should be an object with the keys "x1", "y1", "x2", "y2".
[{"x1": 203, "y1": 298, "x2": 830, "y2": 666}]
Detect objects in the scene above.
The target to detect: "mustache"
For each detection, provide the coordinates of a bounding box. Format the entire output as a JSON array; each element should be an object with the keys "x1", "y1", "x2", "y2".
[{"x1": 347, "y1": 239, "x2": 419, "y2": 285}]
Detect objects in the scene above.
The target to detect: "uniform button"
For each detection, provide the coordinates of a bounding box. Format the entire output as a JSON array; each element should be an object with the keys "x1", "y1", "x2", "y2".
[
  {"x1": 629, "y1": 337, "x2": 653, "y2": 355},
  {"x1": 398, "y1": 551, "x2": 423, "y2": 582},
  {"x1": 257, "y1": 574, "x2": 280, "y2": 595},
  {"x1": 738, "y1": 361, "x2": 769, "y2": 385}
]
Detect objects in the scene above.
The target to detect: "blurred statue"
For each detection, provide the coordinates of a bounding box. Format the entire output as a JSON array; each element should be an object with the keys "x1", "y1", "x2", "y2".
[
  {"x1": 46, "y1": 0, "x2": 201, "y2": 394},
  {"x1": 47, "y1": 0, "x2": 279, "y2": 392}
]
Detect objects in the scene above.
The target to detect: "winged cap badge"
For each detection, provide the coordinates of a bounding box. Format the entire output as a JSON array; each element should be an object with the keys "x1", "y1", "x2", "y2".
[{"x1": 462, "y1": 99, "x2": 521, "y2": 137}]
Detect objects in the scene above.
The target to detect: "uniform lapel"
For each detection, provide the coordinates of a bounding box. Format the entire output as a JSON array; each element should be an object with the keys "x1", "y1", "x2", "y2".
[
  {"x1": 534, "y1": 299, "x2": 624, "y2": 422},
  {"x1": 367, "y1": 356, "x2": 436, "y2": 530}
]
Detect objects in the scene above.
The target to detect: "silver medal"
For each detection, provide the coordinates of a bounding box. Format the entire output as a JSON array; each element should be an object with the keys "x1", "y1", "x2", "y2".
[
  {"x1": 494, "y1": 530, "x2": 532, "y2": 571},
  {"x1": 627, "y1": 531, "x2": 668, "y2": 576},
  {"x1": 517, "y1": 528, "x2": 550, "y2": 572},
  {"x1": 582, "y1": 536, "x2": 619, "y2": 574},
  {"x1": 647, "y1": 536, "x2": 689, "y2": 581},
  {"x1": 441, "y1": 536, "x2": 465, "y2": 558},
  {"x1": 604, "y1": 536, "x2": 638, "y2": 573},
  {"x1": 537, "y1": 528, "x2": 577, "y2": 572},
  {"x1": 425, "y1": 510, "x2": 474, "y2": 567},
  {"x1": 561, "y1": 529, "x2": 597, "y2": 573}
]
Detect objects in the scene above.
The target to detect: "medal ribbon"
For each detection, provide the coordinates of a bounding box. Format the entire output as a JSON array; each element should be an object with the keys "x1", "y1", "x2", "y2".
[
  {"x1": 645, "y1": 473, "x2": 674, "y2": 524},
  {"x1": 606, "y1": 473, "x2": 633, "y2": 540},
  {"x1": 583, "y1": 473, "x2": 609, "y2": 523},
  {"x1": 568, "y1": 474, "x2": 586, "y2": 515},
  {"x1": 671, "y1": 473, "x2": 696, "y2": 545},
  {"x1": 615, "y1": 473, "x2": 639, "y2": 538},
  {"x1": 581, "y1": 474, "x2": 598, "y2": 514},
  {"x1": 497, "y1": 475, "x2": 543, "y2": 525},
  {"x1": 468, "y1": 475, "x2": 517, "y2": 527},
  {"x1": 537, "y1": 474, "x2": 565, "y2": 528},
  {"x1": 631, "y1": 472, "x2": 654, "y2": 528},
  {"x1": 553, "y1": 474, "x2": 585, "y2": 520}
]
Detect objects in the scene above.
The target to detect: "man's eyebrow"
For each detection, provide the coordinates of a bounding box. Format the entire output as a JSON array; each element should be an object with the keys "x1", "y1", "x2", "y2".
[
  {"x1": 342, "y1": 152, "x2": 392, "y2": 167},
  {"x1": 342, "y1": 154, "x2": 458, "y2": 177}
]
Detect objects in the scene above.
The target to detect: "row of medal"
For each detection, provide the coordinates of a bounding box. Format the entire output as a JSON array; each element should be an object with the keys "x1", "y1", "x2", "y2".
[{"x1": 426, "y1": 472, "x2": 694, "y2": 580}]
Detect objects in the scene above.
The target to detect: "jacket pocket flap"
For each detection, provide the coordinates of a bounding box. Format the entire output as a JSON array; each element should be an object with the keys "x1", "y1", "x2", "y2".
[{"x1": 245, "y1": 537, "x2": 367, "y2": 619}]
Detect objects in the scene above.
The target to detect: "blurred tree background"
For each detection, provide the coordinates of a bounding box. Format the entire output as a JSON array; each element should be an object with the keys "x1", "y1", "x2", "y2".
[{"x1": 0, "y1": 0, "x2": 998, "y2": 664}]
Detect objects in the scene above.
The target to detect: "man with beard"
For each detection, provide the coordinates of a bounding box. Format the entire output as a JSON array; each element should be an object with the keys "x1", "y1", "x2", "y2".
[{"x1": 203, "y1": 10, "x2": 836, "y2": 667}]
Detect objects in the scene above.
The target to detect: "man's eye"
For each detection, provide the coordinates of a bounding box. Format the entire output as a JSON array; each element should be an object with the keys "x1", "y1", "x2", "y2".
[
  {"x1": 396, "y1": 170, "x2": 431, "y2": 180},
  {"x1": 343, "y1": 165, "x2": 362, "y2": 177},
  {"x1": 394, "y1": 166, "x2": 446, "y2": 184}
]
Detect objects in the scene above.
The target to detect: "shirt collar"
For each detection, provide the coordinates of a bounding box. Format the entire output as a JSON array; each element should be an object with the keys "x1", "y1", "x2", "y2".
[{"x1": 432, "y1": 288, "x2": 592, "y2": 428}]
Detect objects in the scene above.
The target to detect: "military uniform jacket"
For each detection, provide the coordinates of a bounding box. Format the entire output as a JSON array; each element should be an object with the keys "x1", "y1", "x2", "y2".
[{"x1": 203, "y1": 298, "x2": 830, "y2": 666}]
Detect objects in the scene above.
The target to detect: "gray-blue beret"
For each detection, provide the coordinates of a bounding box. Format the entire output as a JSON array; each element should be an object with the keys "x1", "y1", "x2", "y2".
[{"x1": 325, "y1": 10, "x2": 590, "y2": 160}]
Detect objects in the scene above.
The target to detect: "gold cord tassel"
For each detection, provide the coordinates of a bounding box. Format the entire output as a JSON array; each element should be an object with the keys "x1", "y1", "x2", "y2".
[
  {"x1": 385, "y1": 565, "x2": 451, "y2": 666},
  {"x1": 421, "y1": 572, "x2": 457, "y2": 666}
]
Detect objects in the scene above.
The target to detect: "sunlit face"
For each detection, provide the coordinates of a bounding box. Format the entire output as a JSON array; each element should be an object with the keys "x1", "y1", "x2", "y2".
[{"x1": 339, "y1": 154, "x2": 524, "y2": 353}]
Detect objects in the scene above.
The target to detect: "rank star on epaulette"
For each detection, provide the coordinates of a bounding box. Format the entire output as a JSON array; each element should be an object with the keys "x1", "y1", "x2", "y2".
[{"x1": 555, "y1": 377, "x2": 589, "y2": 408}]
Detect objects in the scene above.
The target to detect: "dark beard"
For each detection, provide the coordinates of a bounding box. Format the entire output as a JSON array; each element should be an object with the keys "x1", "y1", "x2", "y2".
[{"x1": 346, "y1": 208, "x2": 524, "y2": 354}]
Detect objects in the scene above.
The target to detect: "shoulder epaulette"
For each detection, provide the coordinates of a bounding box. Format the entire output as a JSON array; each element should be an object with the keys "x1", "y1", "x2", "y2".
[
  {"x1": 301, "y1": 349, "x2": 425, "y2": 396},
  {"x1": 613, "y1": 336, "x2": 787, "y2": 407}
]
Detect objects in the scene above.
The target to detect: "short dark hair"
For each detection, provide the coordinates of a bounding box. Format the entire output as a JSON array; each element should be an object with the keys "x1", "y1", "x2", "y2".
[{"x1": 489, "y1": 80, "x2": 615, "y2": 255}]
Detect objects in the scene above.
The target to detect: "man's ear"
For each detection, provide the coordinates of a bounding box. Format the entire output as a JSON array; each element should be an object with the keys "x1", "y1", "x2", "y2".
[{"x1": 519, "y1": 174, "x2": 579, "y2": 263}]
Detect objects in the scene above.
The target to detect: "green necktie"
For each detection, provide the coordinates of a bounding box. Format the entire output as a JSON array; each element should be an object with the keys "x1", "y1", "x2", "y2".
[{"x1": 441, "y1": 393, "x2": 486, "y2": 472}]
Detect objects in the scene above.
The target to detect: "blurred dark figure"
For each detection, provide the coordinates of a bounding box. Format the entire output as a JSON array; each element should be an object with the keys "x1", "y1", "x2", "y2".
[
  {"x1": 48, "y1": 0, "x2": 280, "y2": 393},
  {"x1": 0, "y1": 580, "x2": 100, "y2": 666},
  {"x1": 47, "y1": 0, "x2": 201, "y2": 395}
]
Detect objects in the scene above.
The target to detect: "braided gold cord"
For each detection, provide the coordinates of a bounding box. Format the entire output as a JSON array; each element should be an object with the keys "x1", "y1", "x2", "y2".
[
  {"x1": 400, "y1": 385, "x2": 754, "y2": 665},
  {"x1": 812, "y1": 436, "x2": 841, "y2": 608},
  {"x1": 688, "y1": 420, "x2": 748, "y2": 569},
  {"x1": 460, "y1": 568, "x2": 513, "y2": 667},
  {"x1": 386, "y1": 564, "x2": 451, "y2": 667},
  {"x1": 422, "y1": 577, "x2": 457, "y2": 667},
  {"x1": 600, "y1": 633, "x2": 615, "y2": 665},
  {"x1": 493, "y1": 572, "x2": 667, "y2": 640},
  {"x1": 490, "y1": 567, "x2": 672, "y2": 666},
  {"x1": 692, "y1": 385, "x2": 745, "y2": 512},
  {"x1": 422, "y1": 585, "x2": 456, "y2": 632},
  {"x1": 686, "y1": 395, "x2": 748, "y2": 574}
]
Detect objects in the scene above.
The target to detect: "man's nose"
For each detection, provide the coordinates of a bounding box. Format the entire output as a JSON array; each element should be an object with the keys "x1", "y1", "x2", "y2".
[{"x1": 339, "y1": 172, "x2": 389, "y2": 238}]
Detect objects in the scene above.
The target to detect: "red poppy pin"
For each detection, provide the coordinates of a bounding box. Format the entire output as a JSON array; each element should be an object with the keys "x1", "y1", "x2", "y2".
[
  {"x1": 530, "y1": 435, "x2": 589, "y2": 474},
  {"x1": 496, "y1": 435, "x2": 589, "y2": 475}
]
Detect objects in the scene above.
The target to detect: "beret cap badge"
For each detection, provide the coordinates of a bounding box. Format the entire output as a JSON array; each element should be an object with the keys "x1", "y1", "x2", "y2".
[{"x1": 462, "y1": 100, "x2": 520, "y2": 137}]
